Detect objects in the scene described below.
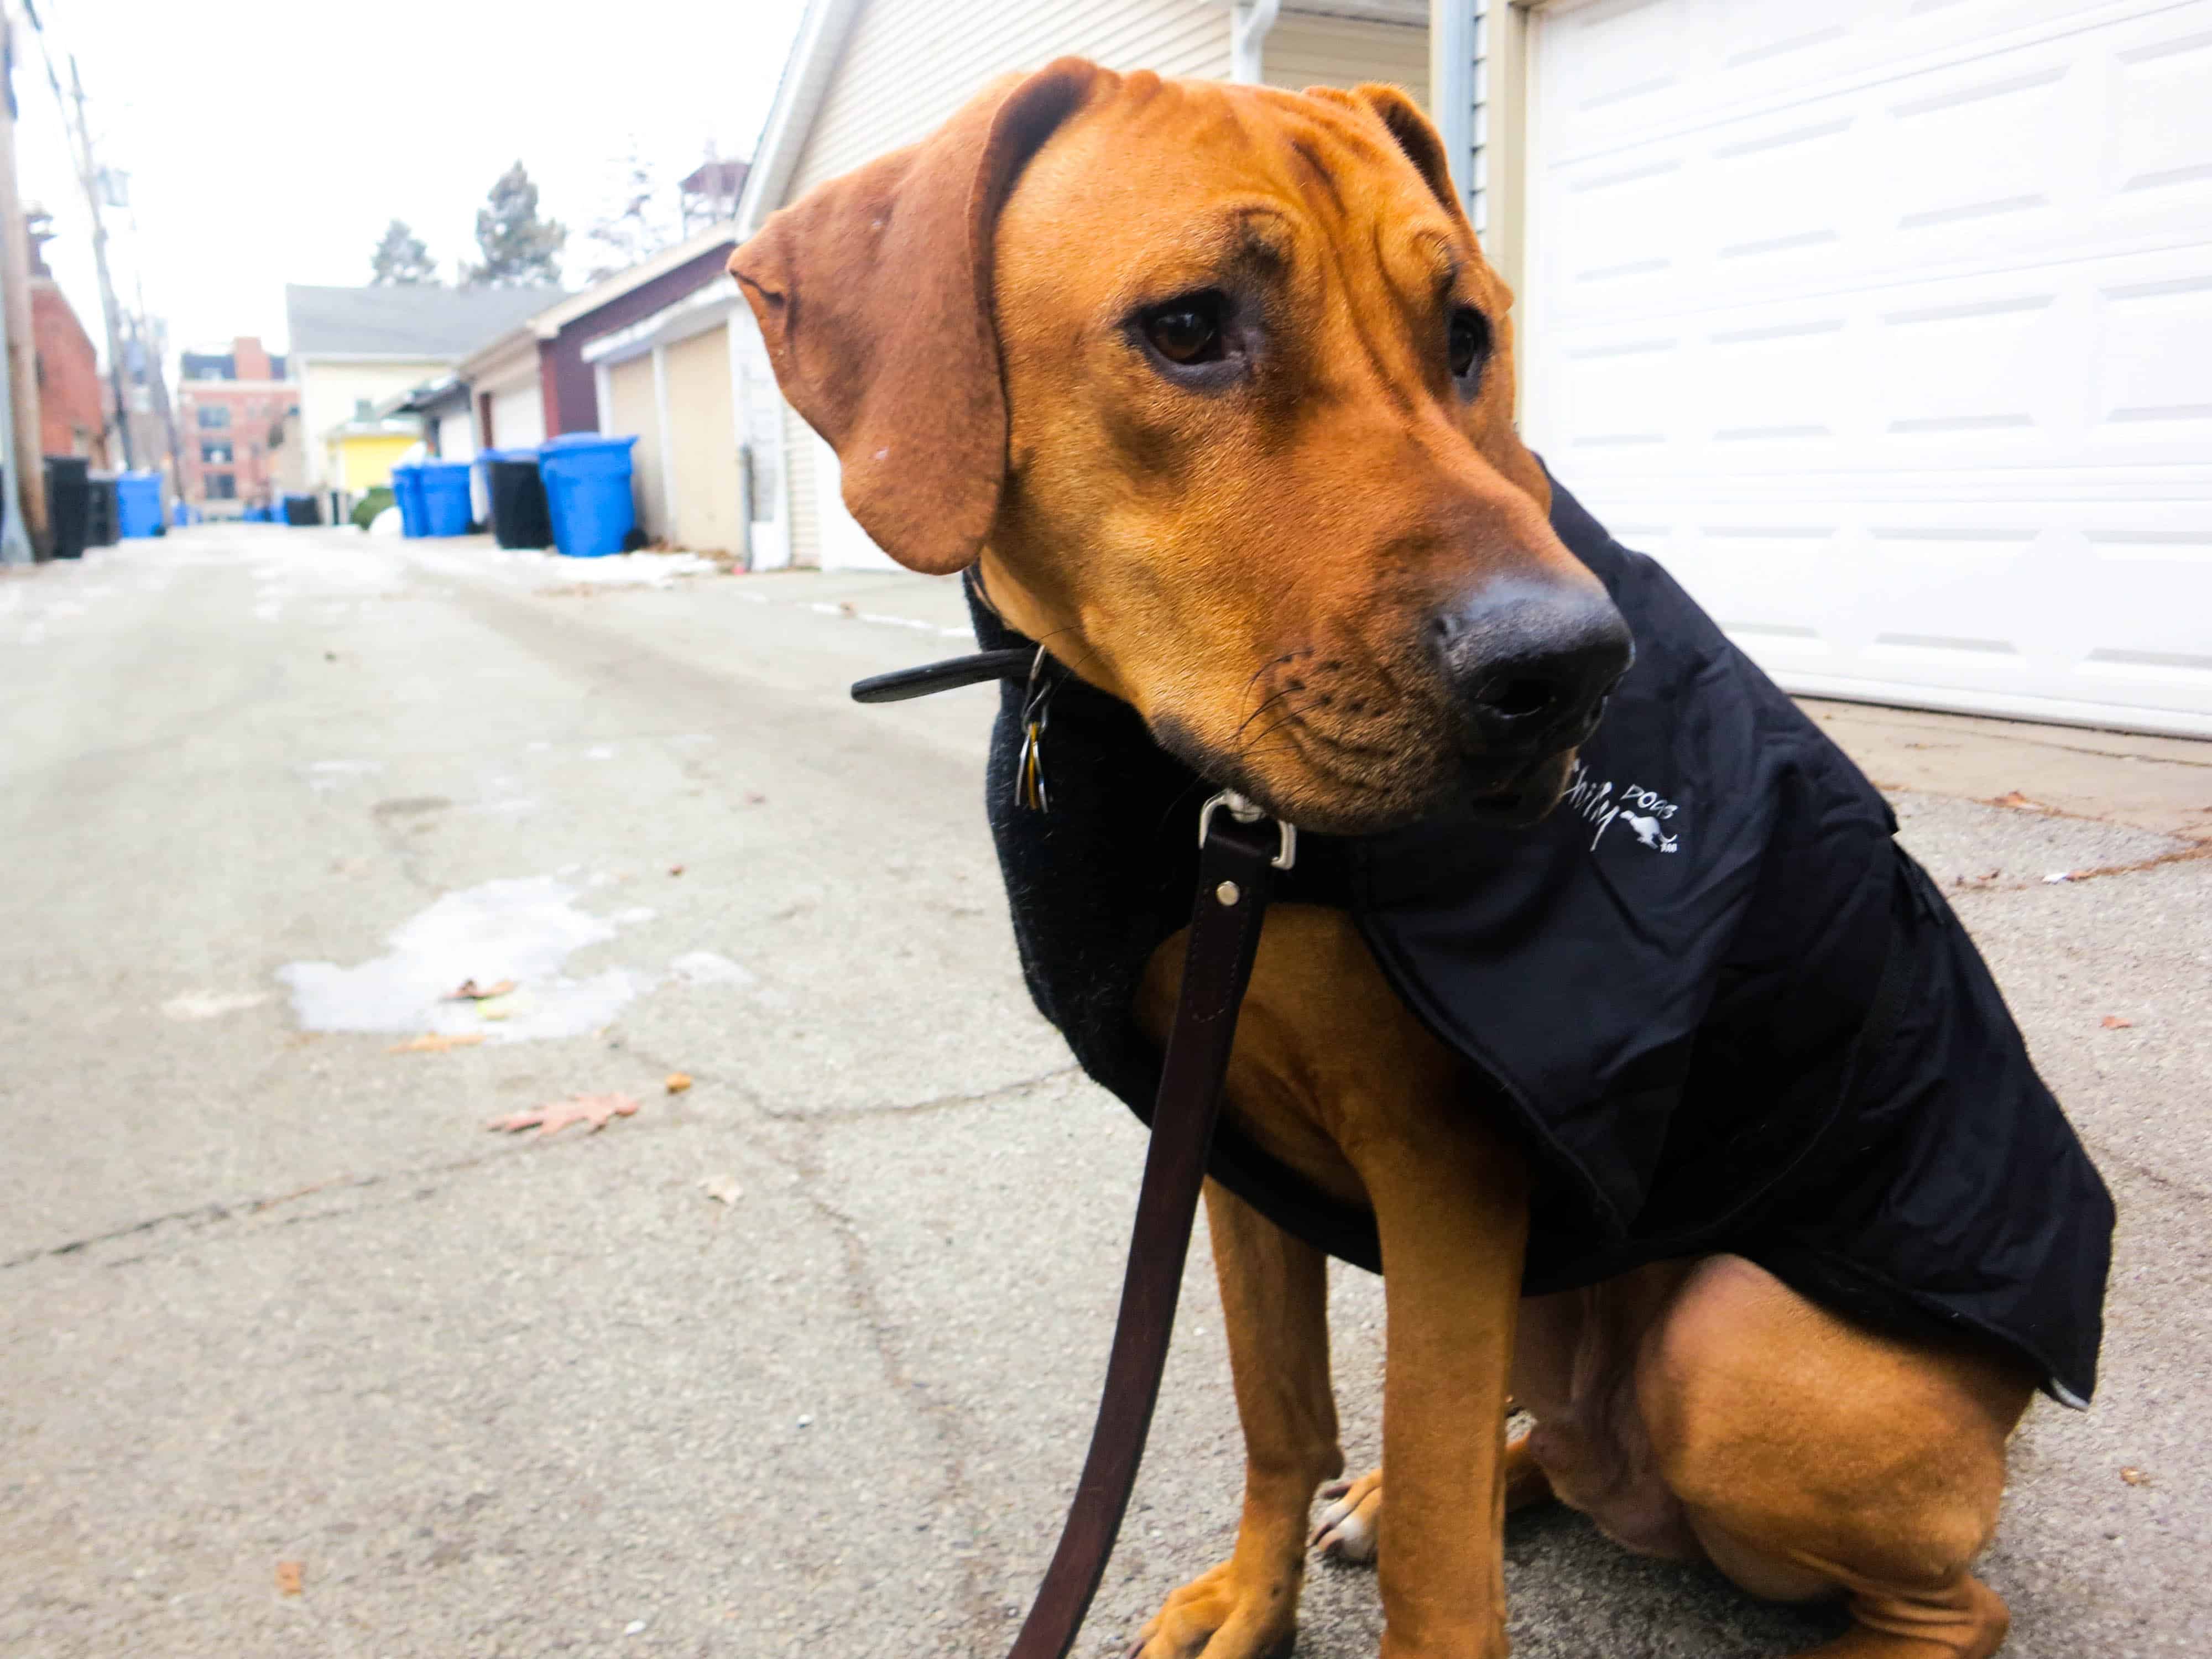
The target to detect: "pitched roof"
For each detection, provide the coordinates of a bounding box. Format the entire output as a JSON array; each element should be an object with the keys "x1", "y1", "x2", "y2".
[{"x1": 284, "y1": 284, "x2": 568, "y2": 361}]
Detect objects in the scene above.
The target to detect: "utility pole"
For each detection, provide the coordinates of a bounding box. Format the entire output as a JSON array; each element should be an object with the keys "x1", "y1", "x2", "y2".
[
  {"x1": 22, "y1": 1, "x2": 134, "y2": 469},
  {"x1": 0, "y1": 9, "x2": 48, "y2": 555},
  {"x1": 66, "y1": 54, "x2": 131, "y2": 468}
]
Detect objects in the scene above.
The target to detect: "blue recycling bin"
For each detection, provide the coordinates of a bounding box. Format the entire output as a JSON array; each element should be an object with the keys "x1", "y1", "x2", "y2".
[
  {"x1": 116, "y1": 471, "x2": 163, "y2": 538},
  {"x1": 419, "y1": 460, "x2": 473, "y2": 536},
  {"x1": 537, "y1": 433, "x2": 638, "y2": 558},
  {"x1": 390, "y1": 463, "x2": 428, "y2": 537}
]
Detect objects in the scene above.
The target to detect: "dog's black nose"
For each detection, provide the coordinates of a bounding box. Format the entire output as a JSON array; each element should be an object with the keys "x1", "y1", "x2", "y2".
[{"x1": 1430, "y1": 581, "x2": 1634, "y2": 751}]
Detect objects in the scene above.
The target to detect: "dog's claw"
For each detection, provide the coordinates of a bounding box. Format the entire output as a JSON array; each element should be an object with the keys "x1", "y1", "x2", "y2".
[{"x1": 1311, "y1": 1468, "x2": 1382, "y2": 1566}]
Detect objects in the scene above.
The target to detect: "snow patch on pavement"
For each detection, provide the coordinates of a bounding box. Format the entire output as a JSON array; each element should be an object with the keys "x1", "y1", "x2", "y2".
[
  {"x1": 162, "y1": 990, "x2": 271, "y2": 1021},
  {"x1": 277, "y1": 876, "x2": 651, "y2": 1043},
  {"x1": 669, "y1": 950, "x2": 754, "y2": 987}
]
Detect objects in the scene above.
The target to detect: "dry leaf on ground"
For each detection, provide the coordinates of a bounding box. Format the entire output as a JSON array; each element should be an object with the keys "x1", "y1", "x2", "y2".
[
  {"x1": 390, "y1": 1032, "x2": 487, "y2": 1053},
  {"x1": 700, "y1": 1174, "x2": 741, "y2": 1206},
  {"x1": 2121, "y1": 1466, "x2": 2152, "y2": 1486},
  {"x1": 275, "y1": 1560, "x2": 304, "y2": 1596},
  {"x1": 665, "y1": 1072, "x2": 693, "y2": 1094},
  {"x1": 486, "y1": 1093, "x2": 640, "y2": 1136},
  {"x1": 448, "y1": 978, "x2": 517, "y2": 1001},
  {"x1": 2101, "y1": 1015, "x2": 2135, "y2": 1030},
  {"x1": 669, "y1": 864, "x2": 685, "y2": 877},
  {"x1": 1989, "y1": 790, "x2": 2044, "y2": 811}
]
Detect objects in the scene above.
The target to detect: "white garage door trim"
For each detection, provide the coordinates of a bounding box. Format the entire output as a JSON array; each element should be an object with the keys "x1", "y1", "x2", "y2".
[{"x1": 1516, "y1": 0, "x2": 2212, "y2": 738}]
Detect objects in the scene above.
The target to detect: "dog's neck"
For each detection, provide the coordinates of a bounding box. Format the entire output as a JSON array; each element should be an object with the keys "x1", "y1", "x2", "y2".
[{"x1": 972, "y1": 549, "x2": 1136, "y2": 703}]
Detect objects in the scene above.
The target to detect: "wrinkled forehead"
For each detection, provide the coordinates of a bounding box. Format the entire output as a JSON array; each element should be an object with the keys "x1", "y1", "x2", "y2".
[{"x1": 997, "y1": 77, "x2": 1473, "y2": 304}]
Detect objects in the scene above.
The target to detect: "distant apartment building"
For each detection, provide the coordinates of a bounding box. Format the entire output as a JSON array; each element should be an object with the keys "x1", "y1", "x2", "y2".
[{"x1": 175, "y1": 337, "x2": 299, "y2": 513}]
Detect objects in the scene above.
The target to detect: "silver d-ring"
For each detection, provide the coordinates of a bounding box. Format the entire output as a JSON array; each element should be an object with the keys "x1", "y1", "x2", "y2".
[{"x1": 1198, "y1": 790, "x2": 1297, "y2": 871}]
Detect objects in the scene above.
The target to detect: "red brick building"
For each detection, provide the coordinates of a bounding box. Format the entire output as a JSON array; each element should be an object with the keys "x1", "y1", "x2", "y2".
[
  {"x1": 174, "y1": 337, "x2": 299, "y2": 513},
  {"x1": 28, "y1": 218, "x2": 109, "y2": 464}
]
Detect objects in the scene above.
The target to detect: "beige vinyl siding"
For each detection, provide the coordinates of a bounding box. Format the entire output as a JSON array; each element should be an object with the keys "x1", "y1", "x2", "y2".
[
  {"x1": 789, "y1": 0, "x2": 1229, "y2": 199},
  {"x1": 779, "y1": 0, "x2": 1230, "y2": 565},
  {"x1": 664, "y1": 330, "x2": 745, "y2": 556},
  {"x1": 782, "y1": 403, "x2": 821, "y2": 567},
  {"x1": 606, "y1": 356, "x2": 666, "y2": 541},
  {"x1": 1262, "y1": 14, "x2": 1428, "y2": 107}
]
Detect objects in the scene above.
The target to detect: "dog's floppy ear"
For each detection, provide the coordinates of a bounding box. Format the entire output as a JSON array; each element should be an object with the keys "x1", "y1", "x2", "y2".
[
  {"x1": 1347, "y1": 84, "x2": 1469, "y2": 229},
  {"x1": 730, "y1": 60, "x2": 1100, "y2": 574}
]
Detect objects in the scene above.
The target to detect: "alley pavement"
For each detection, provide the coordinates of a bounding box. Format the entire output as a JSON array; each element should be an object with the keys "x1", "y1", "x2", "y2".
[{"x1": 3, "y1": 524, "x2": 2206, "y2": 1658}]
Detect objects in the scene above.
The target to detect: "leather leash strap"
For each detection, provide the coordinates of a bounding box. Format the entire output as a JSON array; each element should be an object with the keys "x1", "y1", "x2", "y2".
[
  {"x1": 852, "y1": 647, "x2": 1286, "y2": 1657},
  {"x1": 1005, "y1": 805, "x2": 1286, "y2": 1659}
]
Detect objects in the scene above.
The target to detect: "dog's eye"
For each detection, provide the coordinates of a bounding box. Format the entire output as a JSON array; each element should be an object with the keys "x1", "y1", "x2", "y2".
[
  {"x1": 1449, "y1": 306, "x2": 1491, "y2": 382},
  {"x1": 1142, "y1": 294, "x2": 1226, "y2": 366}
]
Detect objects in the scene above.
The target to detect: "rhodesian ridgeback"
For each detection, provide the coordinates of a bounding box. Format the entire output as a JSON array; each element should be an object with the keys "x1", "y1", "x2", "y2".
[{"x1": 735, "y1": 61, "x2": 2044, "y2": 1658}]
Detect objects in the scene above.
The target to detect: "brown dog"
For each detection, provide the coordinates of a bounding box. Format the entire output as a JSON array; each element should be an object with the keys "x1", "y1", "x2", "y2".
[{"x1": 735, "y1": 62, "x2": 2039, "y2": 1659}]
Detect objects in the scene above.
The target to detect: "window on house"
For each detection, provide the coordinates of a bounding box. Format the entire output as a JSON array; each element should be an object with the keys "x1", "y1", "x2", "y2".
[
  {"x1": 197, "y1": 405, "x2": 230, "y2": 429},
  {"x1": 206, "y1": 473, "x2": 237, "y2": 500},
  {"x1": 201, "y1": 440, "x2": 233, "y2": 464}
]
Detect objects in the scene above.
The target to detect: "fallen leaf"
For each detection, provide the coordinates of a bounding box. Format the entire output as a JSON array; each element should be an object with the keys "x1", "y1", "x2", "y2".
[
  {"x1": 2121, "y1": 1466, "x2": 2151, "y2": 1486},
  {"x1": 744, "y1": 791, "x2": 766, "y2": 805},
  {"x1": 838, "y1": 600, "x2": 857, "y2": 616},
  {"x1": 275, "y1": 1560, "x2": 304, "y2": 1596},
  {"x1": 448, "y1": 978, "x2": 517, "y2": 1001},
  {"x1": 390, "y1": 1032, "x2": 487, "y2": 1053},
  {"x1": 669, "y1": 864, "x2": 685, "y2": 877},
  {"x1": 700, "y1": 1174, "x2": 741, "y2": 1205},
  {"x1": 1990, "y1": 790, "x2": 2044, "y2": 811},
  {"x1": 2101, "y1": 1015, "x2": 2134, "y2": 1030},
  {"x1": 665, "y1": 1071, "x2": 693, "y2": 1094},
  {"x1": 486, "y1": 1093, "x2": 640, "y2": 1136}
]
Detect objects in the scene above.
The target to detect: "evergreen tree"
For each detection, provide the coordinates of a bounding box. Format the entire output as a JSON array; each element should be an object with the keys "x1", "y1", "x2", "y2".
[
  {"x1": 583, "y1": 143, "x2": 679, "y2": 281},
  {"x1": 462, "y1": 162, "x2": 567, "y2": 288},
  {"x1": 369, "y1": 218, "x2": 439, "y2": 285}
]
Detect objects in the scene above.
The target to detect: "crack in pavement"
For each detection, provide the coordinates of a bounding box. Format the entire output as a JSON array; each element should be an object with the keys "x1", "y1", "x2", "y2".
[
  {"x1": 1944, "y1": 839, "x2": 2212, "y2": 896},
  {"x1": 754, "y1": 1066, "x2": 1080, "y2": 1124},
  {"x1": 0, "y1": 1127, "x2": 669, "y2": 1272},
  {"x1": 1, "y1": 1071, "x2": 1078, "y2": 1273},
  {"x1": 749, "y1": 1111, "x2": 1013, "y2": 1645}
]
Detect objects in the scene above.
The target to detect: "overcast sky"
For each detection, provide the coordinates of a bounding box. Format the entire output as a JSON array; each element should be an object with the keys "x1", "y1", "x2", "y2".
[{"x1": 14, "y1": 0, "x2": 809, "y2": 360}]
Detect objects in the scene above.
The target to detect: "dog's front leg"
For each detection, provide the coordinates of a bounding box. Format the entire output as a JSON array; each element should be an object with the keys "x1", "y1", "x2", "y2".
[
  {"x1": 1128, "y1": 1178, "x2": 1338, "y2": 1659},
  {"x1": 1344, "y1": 1112, "x2": 1529, "y2": 1659}
]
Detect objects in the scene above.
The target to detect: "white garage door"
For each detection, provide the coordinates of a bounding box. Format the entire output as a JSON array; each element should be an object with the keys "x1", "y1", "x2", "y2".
[
  {"x1": 488, "y1": 383, "x2": 545, "y2": 453},
  {"x1": 1520, "y1": 0, "x2": 2212, "y2": 737}
]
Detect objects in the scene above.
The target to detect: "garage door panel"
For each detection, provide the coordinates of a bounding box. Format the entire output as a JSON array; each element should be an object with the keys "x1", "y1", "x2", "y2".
[
  {"x1": 2096, "y1": 275, "x2": 2212, "y2": 438},
  {"x1": 1528, "y1": 0, "x2": 2212, "y2": 733},
  {"x1": 2109, "y1": 27, "x2": 2212, "y2": 193}
]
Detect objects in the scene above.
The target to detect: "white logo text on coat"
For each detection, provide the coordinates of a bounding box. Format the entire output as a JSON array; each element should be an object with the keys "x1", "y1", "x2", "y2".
[{"x1": 1563, "y1": 760, "x2": 1681, "y2": 854}]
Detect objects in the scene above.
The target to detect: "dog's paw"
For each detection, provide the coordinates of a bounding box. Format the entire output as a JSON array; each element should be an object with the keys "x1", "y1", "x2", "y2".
[
  {"x1": 1311, "y1": 1469, "x2": 1382, "y2": 1566},
  {"x1": 1126, "y1": 1559, "x2": 1297, "y2": 1659}
]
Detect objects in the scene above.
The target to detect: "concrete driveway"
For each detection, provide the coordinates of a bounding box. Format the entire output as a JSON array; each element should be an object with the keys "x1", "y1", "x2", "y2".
[{"x1": 2, "y1": 525, "x2": 2205, "y2": 1657}]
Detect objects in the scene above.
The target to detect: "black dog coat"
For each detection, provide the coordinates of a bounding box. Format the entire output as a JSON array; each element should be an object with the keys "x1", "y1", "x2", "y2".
[{"x1": 967, "y1": 476, "x2": 2113, "y2": 1407}]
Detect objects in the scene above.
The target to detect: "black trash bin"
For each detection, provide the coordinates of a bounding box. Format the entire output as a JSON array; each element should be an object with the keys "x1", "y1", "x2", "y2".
[
  {"x1": 482, "y1": 448, "x2": 553, "y2": 549},
  {"x1": 281, "y1": 493, "x2": 322, "y2": 526},
  {"x1": 44, "y1": 456, "x2": 90, "y2": 560},
  {"x1": 85, "y1": 472, "x2": 121, "y2": 547}
]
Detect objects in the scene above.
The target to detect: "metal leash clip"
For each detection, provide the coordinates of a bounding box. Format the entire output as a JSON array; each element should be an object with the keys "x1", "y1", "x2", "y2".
[
  {"x1": 1015, "y1": 645, "x2": 1056, "y2": 813},
  {"x1": 1197, "y1": 789, "x2": 1297, "y2": 870}
]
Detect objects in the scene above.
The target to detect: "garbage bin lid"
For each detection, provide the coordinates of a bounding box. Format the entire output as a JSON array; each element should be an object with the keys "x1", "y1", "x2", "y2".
[
  {"x1": 479, "y1": 447, "x2": 542, "y2": 463},
  {"x1": 539, "y1": 432, "x2": 639, "y2": 453}
]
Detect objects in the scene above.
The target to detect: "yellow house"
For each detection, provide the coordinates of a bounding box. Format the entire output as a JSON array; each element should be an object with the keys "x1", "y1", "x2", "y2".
[
  {"x1": 284, "y1": 283, "x2": 568, "y2": 494},
  {"x1": 323, "y1": 414, "x2": 422, "y2": 494}
]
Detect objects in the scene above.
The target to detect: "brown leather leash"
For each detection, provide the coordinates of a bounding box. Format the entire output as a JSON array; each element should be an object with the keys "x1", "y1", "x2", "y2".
[{"x1": 854, "y1": 652, "x2": 1294, "y2": 1659}]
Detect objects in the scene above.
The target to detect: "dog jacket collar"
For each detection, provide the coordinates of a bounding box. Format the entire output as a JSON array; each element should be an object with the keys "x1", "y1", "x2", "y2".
[{"x1": 908, "y1": 476, "x2": 2111, "y2": 1409}]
